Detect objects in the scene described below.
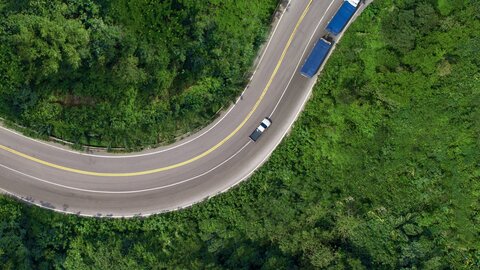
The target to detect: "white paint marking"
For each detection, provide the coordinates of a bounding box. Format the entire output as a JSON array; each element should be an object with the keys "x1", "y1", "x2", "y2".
[
  {"x1": 0, "y1": 0, "x2": 352, "y2": 218},
  {"x1": 0, "y1": 141, "x2": 251, "y2": 194},
  {"x1": 270, "y1": 0, "x2": 335, "y2": 118},
  {"x1": 0, "y1": 0, "x2": 292, "y2": 159}
]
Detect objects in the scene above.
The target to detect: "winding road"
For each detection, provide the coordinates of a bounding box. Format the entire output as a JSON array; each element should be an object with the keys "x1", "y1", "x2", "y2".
[{"x1": 0, "y1": 0, "x2": 361, "y2": 217}]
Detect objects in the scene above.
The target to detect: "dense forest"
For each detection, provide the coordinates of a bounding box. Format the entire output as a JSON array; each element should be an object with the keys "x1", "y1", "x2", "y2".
[
  {"x1": 0, "y1": 0, "x2": 278, "y2": 148},
  {"x1": 1, "y1": 0, "x2": 479, "y2": 269}
]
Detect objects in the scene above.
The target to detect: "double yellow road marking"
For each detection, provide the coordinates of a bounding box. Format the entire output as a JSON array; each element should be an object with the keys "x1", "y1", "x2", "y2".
[{"x1": 0, "y1": 0, "x2": 314, "y2": 177}]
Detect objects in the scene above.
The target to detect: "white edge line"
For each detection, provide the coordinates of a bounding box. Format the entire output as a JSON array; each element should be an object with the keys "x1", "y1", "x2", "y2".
[
  {"x1": 1, "y1": 0, "x2": 364, "y2": 218},
  {"x1": 0, "y1": 141, "x2": 251, "y2": 194},
  {"x1": 0, "y1": 141, "x2": 251, "y2": 218},
  {"x1": 172, "y1": 0, "x2": 342, "y2": 216},
  {"x1": 0, "y1": 0, "x2": 299, "y2": 218},
  {"x1": 0, "y1": 0, "x2": 292, "y2": 160},
  {"x1": 269, "y1": 0, "x2": 335, "y2": 118}
]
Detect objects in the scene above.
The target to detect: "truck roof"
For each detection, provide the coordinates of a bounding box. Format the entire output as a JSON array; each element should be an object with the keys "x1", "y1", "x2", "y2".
[
  {"x1": 326, "y1": 0, "x2": 359, "y2": 36},
  {"x1": 300, "y1": 38, "x2": 333, "y2": 78},
  {"x1": 347, "y1": 0, "x2": 360, "y2": 6}
]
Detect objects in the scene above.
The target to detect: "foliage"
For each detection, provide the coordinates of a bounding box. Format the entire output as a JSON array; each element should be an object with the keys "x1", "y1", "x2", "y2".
[
  {"x1": 0, "y1": 0, "x2": 277, "y2": 148},
  {"x1": 0, "y1": 0, "x2": 479, "y2": 269}
]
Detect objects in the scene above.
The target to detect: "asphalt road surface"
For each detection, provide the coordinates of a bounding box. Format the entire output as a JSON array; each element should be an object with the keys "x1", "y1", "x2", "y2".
[{"x1": 0, "y1": 0, "x2": 361, "y2": 217}]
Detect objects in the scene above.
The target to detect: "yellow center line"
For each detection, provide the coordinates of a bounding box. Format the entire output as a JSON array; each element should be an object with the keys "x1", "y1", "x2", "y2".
[{"x1": 0, "y1": 0, "x2": 314, "y2": 177}]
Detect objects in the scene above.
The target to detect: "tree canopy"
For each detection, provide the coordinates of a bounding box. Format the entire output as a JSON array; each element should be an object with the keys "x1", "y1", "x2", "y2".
[
  {"x1": 0, "y1": 0, "x2": 277, "y2": 148},
  {"x1": 0, "y1": 0, "x2": 479, "y2": 269}
]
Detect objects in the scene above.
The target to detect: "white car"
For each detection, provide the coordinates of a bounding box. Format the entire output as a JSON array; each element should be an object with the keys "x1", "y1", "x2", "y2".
[{"x1": 249, "y1": 117, "x2": 272, "y2": 141}]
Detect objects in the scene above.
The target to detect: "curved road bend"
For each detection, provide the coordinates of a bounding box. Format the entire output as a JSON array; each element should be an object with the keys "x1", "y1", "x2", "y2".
[{"x1": 0, "y1": 0, "x2": 347, "y2": 217}]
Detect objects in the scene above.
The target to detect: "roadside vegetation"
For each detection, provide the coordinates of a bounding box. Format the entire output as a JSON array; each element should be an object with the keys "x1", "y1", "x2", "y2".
[
  {"x1": 0, "y1": 0, "x2": 479, "y2": 269},
  {"x1": 0, "y1": 0, "x2": 278, "y2": 148}
]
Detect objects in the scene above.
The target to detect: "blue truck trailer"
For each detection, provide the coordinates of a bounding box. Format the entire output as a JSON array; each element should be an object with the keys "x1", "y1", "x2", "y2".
[
  {"x1": 326, "y1": 0, "x2": 360, "y2": 36},
  {"x1": 300, "y1": 37, "x2": 333, "y2": 78}
]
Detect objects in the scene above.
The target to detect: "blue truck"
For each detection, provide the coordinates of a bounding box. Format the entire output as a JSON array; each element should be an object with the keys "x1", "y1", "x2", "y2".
[
  {"x1": 326, "y1": 0, "x2": 360, "y2": 36},
  {"x1": 300, "y1": 36, "x2": 333, "y2": 78}
]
